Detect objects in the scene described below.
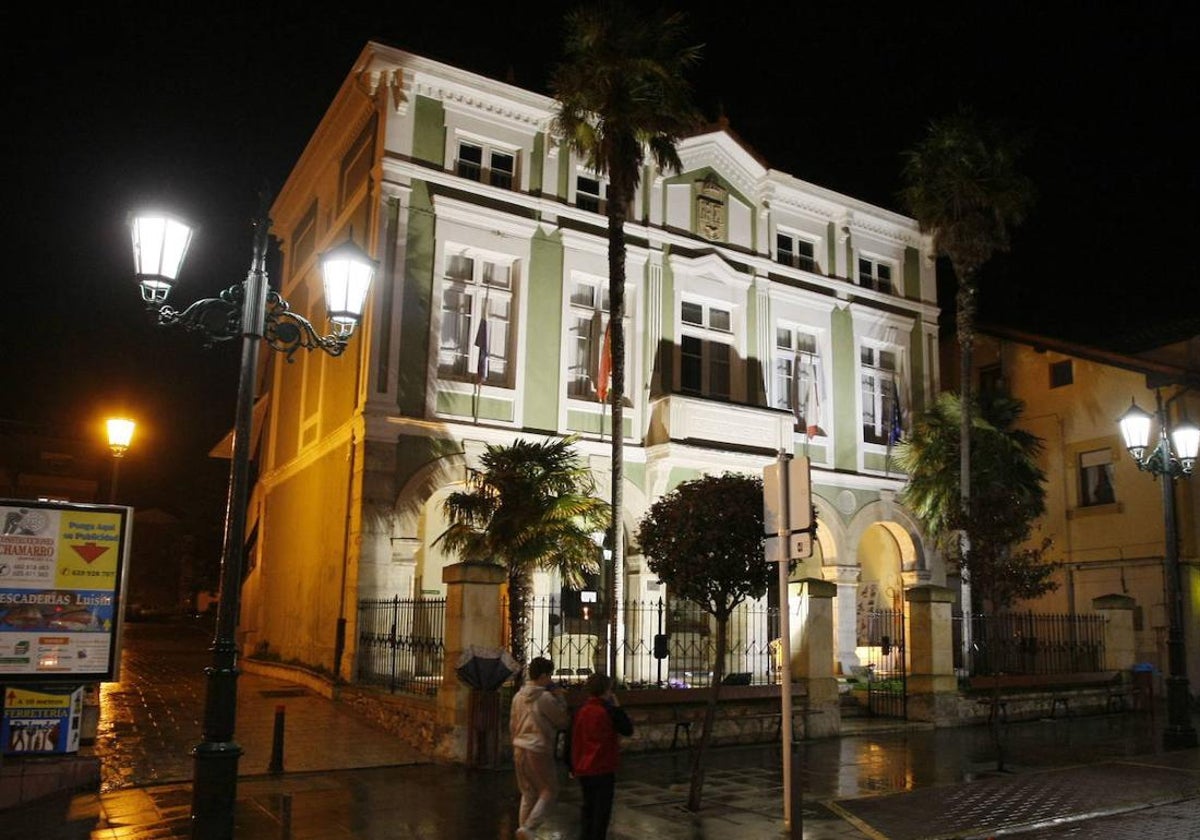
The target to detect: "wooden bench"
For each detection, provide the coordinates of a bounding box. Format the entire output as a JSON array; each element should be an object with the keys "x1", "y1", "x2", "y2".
[{"x1": 970, "y1": 671, "x2": 1129, "y2": 721}]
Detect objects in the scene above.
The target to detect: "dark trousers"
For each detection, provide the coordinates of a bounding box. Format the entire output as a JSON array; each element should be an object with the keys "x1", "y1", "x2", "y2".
[{"x1": 578, "y1": 773, "x2": 615, "y2": 840}]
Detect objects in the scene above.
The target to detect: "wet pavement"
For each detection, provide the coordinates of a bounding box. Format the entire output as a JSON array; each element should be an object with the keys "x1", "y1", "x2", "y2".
[{"x1": 4, "y1": 619, "x2": 1200, "y2": 838}]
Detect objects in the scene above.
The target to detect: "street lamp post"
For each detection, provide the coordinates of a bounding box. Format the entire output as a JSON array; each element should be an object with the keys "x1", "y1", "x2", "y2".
[
  {"x1": 105, "y1": 417, "x2": 135, "y2": 504},
  {"x1": 129, "y1": 202, "x2": 376, "y2": 839},
  {"x1": 1118, "y1": 390, "x2": 1199, "y2": 751}
]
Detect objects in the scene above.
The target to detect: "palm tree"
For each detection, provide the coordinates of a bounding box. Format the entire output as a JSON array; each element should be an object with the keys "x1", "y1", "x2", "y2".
[
  {"x1": 899, "y1": 108, "x2": 1034, "y2": 627},
  {"x1": 894, "y1": 392, "x2": 1056, "y2": 613},
  {"x1": 551, "y1": 2, "x2": 702, "y2": 677},
  {"x1": 437, "y1": 436, "x2": 610, "y2": 669}
]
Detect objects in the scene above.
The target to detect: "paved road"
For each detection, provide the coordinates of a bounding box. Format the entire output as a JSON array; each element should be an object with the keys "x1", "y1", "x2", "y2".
[
  {"x1": 94, "y1": 619, "x2": 428, "y2": 791},
  {"x1": 6, "y1": 619, "x2": 1200, "y2": 838}
]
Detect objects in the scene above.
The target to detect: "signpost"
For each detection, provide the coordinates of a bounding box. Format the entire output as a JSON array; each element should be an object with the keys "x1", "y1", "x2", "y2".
[{"x1": 763, "y1": 453, "x2": 812, "y2": 839}]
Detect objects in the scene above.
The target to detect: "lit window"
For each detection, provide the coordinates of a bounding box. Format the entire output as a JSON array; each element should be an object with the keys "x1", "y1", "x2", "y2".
[
  {"x1": 1079, "y1": 449, "x2": 1116, "y2": 507},
  {"x1": 774, "y1": 326, "x2": 821, "y2": 432},
  {"x1": 679, "y1": 300, "x2": 733, "y2": 399},
  {"x1": 566, "y1": 279, "x2": 627, "y2": 401},
  {"x1": 861, "y1": 346, "x2": 901, "y2": 445},
  {"x1": 776, "y1": 233, "x2": 817, "y2": 272},
  {"x1": 438, "y1": 251, "x2": 515, "y2": 386},
  {"x1": 858, "y1": 258, "x2": 893, "y2": 294}
]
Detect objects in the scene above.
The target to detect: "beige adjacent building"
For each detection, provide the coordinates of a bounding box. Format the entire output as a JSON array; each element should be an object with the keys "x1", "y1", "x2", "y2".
[{"x1": 952, "y1": 324, "x2": 1200, "y2": 692}]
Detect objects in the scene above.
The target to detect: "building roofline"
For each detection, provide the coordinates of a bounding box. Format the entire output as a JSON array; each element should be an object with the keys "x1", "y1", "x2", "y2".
[{"x1": 977, "y1": 322, "x2": 1200, "y2": 389}]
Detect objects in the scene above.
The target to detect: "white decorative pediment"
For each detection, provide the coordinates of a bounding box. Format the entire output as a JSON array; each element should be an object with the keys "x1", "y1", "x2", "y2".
[{"x1": 675, "y1": 131, "x2": 767, "y2": 203}]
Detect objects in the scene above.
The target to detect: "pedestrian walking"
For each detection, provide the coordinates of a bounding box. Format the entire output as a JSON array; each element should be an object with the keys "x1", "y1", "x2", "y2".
[
  {"x1": 570, "y1": 673, "x2": 634, "y2": 840},
  {"x1": 510, "y1": 656, "x2": 570, "y2": 840}
]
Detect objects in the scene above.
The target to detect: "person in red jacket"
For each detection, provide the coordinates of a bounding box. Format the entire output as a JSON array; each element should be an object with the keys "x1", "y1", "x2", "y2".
[{"x1": 570, "y1": 673, "x2": 633, "y2": 840}]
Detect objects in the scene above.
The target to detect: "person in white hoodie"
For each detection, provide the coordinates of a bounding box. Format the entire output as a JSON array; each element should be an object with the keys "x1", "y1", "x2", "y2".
[{"x1": 510, "y1": 656, "x2": 570, "y2": 839}]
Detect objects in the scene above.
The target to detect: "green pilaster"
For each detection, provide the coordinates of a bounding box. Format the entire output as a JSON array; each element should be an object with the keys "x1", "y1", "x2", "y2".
[
  {"x1": 375, "y1": 197, "x2": 400, "y2": 391},
  {"x1": 524, "y1": 229, "x2": 564, "y2": 431},
  {"x1": 641, "y1": 164, "x2": 652, "y2": 222},
  {"x1": 909, "y1": 321, "x2": 927, "y2": 415},
  {"x1": 531, "y1": 133, "x2": 545, "y2": 195},
  {"x1": 831, "y1": 306, "x2": 857, "y2": 471},
  {"x1": 659, "y1": 247, "x2": 676, "y2": 392},
  {"x1": 904, "y1": 246, "x2": 920, "y2": 300},
  {"x1": 412, "y1": 96, "x2": 446, "y2": 168},
  {"x1": 827, "y1": 221, "x2": 838, "y2": 277},
  {"x1": 397, "y1": 181, "x2": 436, "y2": 417},
  {"x1": 557, "y1": 145, "x2": 571, "y2": 201},
  {"x1": 746, "y1": 280, "x2": 763, "y2": 405}
]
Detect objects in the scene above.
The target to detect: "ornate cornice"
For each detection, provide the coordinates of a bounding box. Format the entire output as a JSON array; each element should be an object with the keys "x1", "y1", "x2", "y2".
[{"x1": 411, "y1": 73, "x2": 550, "y2": 132}]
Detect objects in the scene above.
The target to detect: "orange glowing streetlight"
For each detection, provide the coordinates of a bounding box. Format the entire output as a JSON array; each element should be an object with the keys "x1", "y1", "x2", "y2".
[{"x1": 105, "y1": 417, "x2": 136, "y2": 503}]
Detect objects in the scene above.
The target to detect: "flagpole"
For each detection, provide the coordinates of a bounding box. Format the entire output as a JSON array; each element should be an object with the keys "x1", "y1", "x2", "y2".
[{"x1": 472, "y1": 298, "x2": 490, "y2": 425}]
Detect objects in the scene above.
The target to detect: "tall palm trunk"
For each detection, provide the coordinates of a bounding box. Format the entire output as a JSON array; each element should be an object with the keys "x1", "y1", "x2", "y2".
[
  {"x1": 606, "y1": 177, "x2": 628, "y2": 679},
  {"x1": 957, "y1": 277, "x2": 976, "y2": 666},
  {"x1": 509, "y1": 567, "x2": 533, "y2": 684}
]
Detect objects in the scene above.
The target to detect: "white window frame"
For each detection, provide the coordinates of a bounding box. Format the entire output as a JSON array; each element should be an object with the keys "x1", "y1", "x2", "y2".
[
  {"x1": 437, "y1": 246, "x2": 518, "y2": 388},
  {"x1": 857, "y1": 255, "x2": 895, "y2": 294},
  {"x1": 775, "y1": 230, "x2": 819, "y2": 273},
  {"x1": 860, "y1": 343, "x2": 901, "y2": 446},
  {"x1": 773, "y1": 324, "x2": 821, "y2": 428},
  {"x1": 574, "y1": 172, "x2": 608, "y2": 215},
  {"x1": 454, "y1": 137, "x2": 519, "y2": 190},
  {"x1": 566, "y1": 277, "x2": 611, "y2": 401},
  {"x1": 678, "y1": 298, "x2": 735, "y2": 399}
]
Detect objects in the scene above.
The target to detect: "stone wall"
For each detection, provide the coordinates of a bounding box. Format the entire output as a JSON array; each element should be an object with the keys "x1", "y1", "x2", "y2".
[{"x1": 338, "y1": 685, "x2": 440, "y2": 754}]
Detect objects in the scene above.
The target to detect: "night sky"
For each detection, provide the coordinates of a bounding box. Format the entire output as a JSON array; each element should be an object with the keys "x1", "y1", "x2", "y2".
[{"x1": 3, "y1": 2, "x2": 1196, "y2": 516}]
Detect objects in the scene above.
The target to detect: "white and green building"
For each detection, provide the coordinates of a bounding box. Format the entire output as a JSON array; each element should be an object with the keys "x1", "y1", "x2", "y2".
[{"x1": 239, "y1": 42, "x2": 949, "y2": 685}]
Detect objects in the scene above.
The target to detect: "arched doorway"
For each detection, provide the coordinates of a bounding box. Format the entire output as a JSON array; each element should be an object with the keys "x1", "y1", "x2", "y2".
[{"x1": 855, "y1": 522, "x2": 910, "y2": 717}]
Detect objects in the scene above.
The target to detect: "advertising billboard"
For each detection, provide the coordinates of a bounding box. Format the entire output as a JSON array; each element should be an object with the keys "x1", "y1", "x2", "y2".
[
  {"x1": 0, "y1": 500, "x2": 131, "y2": 683},
  {"x1": 2, "y1": 684, "x2": 83, "y2": 754}
]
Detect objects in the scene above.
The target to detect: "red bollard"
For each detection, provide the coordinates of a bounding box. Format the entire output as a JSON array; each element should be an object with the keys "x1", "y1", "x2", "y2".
[{"x1": 268, "y1": 704, "x2": 285, "y2": 774}]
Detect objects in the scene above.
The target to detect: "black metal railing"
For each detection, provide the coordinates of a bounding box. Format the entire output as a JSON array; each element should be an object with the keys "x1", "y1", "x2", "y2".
[
  {"x1": 356, "y1": 596, "x2": 446, "y2": 695},
  {"x1": 517, "y1": 596, "x2": 781, "y2": 688},
  {"x1": 953, "y1": 611, "x2": 1106, "y2": 676}
]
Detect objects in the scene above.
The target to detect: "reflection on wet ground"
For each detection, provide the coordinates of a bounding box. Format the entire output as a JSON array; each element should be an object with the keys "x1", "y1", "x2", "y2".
[{"x1": 12, "y1": 619, "x2": 1191, "y2": 840}]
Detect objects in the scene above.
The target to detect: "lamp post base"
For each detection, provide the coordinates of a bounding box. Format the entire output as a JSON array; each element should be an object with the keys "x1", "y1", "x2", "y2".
[
  {"x1": 1162, "y1": 674, "x2": 1198, "y2": 751},
  {"x1": 191, "y1": 740, "x2": 244, "y2": 839}
]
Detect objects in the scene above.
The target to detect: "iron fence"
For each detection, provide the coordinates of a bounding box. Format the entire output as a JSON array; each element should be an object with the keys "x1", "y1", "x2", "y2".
[
  {"x1": 356, "y1": 596, "x2": 446, "y2": 695},
  {"x1": 953, "y1": 611, "x2": 1106, "y2": 676},
  {"x1": 519, "y1": 596, "x2": 781, "y2": 688}
]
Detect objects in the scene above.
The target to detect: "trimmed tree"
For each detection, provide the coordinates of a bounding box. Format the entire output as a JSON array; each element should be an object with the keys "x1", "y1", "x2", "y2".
[
  {"x1": 437, "y1": 436, "x2": 610, "y2": 672},
  {"x1": 551, "y1": 3, "x2": 703, "y2": 675},
  {"x1": 636, "y1": 472, "x2": 775, "y2": 812},
  {"x1": 895, "y1": 393, "x2": 1057, "y2": 614}
]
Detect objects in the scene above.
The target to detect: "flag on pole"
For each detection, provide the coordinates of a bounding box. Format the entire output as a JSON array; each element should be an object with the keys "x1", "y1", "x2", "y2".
[
  {"x1": 596, "y1": 319, "x2": 612, "y2": 404},
  {"x1": 474, "y1": 316, "x2": 490, "y2": 384},
  {"x1": 805, "y1": 359, "x2": 824, "y2": 438},
  {"x1": 789, "y1": 351, "x2": 803, "y2": 426}
]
